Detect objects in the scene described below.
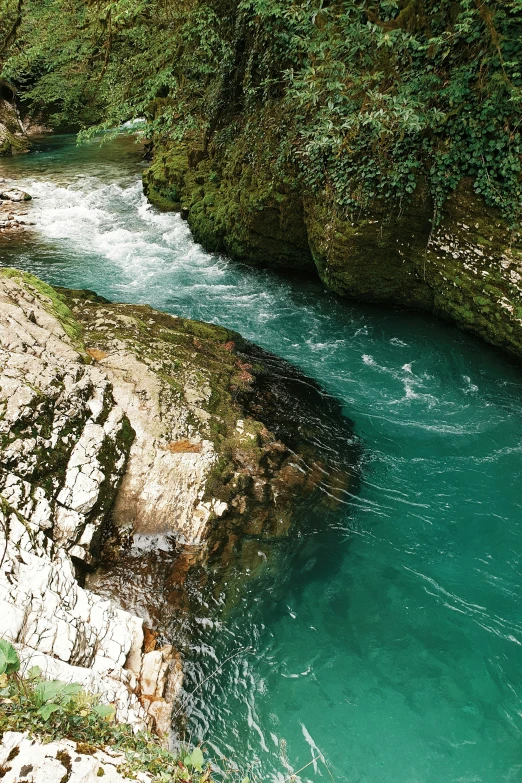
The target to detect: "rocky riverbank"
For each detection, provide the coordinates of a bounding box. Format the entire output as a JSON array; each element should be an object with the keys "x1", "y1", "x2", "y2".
[
  {"x1": 144, "y1": 140, "x2": 522, "y2": 360},
  {"x1": 0, "y1": 267, "x2": 357, "y2": 746}
]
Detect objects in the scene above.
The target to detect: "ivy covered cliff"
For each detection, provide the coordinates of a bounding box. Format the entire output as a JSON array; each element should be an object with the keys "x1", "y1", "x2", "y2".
[{"x1": 1, "y1": 0, "x2": 522, "y2": 354}]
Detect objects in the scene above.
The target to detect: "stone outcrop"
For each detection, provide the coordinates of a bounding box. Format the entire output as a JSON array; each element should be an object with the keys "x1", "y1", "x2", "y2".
[
  {"x1": 0, "y1": 267, "x2": 358, "y2": 741},
  {"x1": 0, "y1": 187, "x2": 32, "y2": 202},
  {"x1": 305, "y1": 180, "x2": 522, "y2": 357},
  {"x1": 142, "y1": 143, "x2": 314, "y2": 271},
  {"x1": 144, "y1": 140, "x2": 522, "y2": 359},
  {"x1": 0, "y1": 731, "x2": 154, "y2": 783},
  {"x1": 0, "y1": 99, "x2": 30, "y2": 156},
  {"x1": 303, "y1": 186, "x2": 434, "y2": 310},
  {"x1": 0, "y1": 270, "x2": 181, "y2": 734},
  {"x1": 0, "y1": 183, "x2": 34, "y2": 233}
]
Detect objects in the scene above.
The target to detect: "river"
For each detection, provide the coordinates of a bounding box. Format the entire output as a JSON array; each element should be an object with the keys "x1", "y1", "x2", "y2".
[{"x1": 1, "y1": 133, "x2": 522, "y2": 783}]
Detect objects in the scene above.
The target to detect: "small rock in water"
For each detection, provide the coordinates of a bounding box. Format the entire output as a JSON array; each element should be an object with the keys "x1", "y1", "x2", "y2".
[{"x1": 0, "y1": 187, "x2": 32, "y2": 201}]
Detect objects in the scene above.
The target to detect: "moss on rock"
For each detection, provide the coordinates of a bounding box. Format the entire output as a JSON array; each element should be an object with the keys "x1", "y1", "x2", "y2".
[
  {"x1": 143, "y1": 134, "x2": 522, "y2": 358},
  {"x1": 303, "y1": 185, "x2": 435, "y2": 310},
  {"x1": 142, "y1": 143, "x2": 190, "y2": 210},
  {"x1": 424, "y1": 180, "x2": 522, "y2": 356},
  {"x1": 0, "y1": 100, "x2": 30, "y2": 156},
  {"x1": 303, "y1": 180, "x2": 522, "y2": 358},
  {"x1": 143, "y1": 139, "x2": 314, "y2": 270},
  {"x1": 0, "y1": 268, "x2": 85, "y2": 350}
]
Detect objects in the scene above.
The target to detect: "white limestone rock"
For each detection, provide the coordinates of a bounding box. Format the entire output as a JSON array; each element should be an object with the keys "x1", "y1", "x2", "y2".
[
  {"x1": 0, "y1": 732, "x2": 153, "y2": 783},
  {"x1": 0, "y1": 271, "x2": 189, "y2": 734}
]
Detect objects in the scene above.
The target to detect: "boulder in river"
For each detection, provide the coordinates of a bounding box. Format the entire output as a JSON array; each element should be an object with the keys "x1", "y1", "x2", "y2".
[
  {"x1": 0, "y1": 184, "x2": 33, "y2": 233},
  {"x1": 0, "y1": 187, "x2": 32, "y2": 202}
]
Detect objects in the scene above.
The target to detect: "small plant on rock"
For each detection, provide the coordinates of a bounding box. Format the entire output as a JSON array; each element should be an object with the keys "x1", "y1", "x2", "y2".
[{"x1": 0, "y1": 639, "x2": 212, "y2": 782}]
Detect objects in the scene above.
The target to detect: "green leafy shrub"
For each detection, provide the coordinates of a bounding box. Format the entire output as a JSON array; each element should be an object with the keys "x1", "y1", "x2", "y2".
[{"x1": 0, "y1": 639, "x2": 20, "y2": 676}]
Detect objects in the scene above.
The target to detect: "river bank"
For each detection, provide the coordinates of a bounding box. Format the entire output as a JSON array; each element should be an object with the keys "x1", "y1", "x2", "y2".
[
  {"x1": 145, "y1": 139, "x2": 522, "y2": 361},
  {"x1": 0, "y1": 266, "x2": 356, "y2": 756}
]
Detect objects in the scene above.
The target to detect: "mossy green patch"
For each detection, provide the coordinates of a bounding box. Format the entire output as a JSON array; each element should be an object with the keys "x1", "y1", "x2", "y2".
[
  {"x1": 142, "y1": 143, "x2": 190, "y2": 211},
  {"x1": 0, "y1": 268, "x2": 85, "y2": 351},
  {"x1": 144, "y1": 135, "x2": 314, "y2": 271},
  {"x1": 304, "y1": 189, "x2": 435, "y2": 310}
]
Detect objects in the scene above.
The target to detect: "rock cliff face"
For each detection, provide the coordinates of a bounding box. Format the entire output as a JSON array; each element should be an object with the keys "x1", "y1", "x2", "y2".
[
  {"x1": 0, "y1": 99, "x2": 30, "y2": 156},
  {"x1": 0, "y1": 268, "x2": 357, "y2": 740},
  {"x1": 145, "y1": 142, "x2": 522, "y2": 359},
  {"x1": 142, "y1": 143, "x2": 314, "y2": 272},
  {"x1": 0, "y1": 270, "x2": 178, "y2": 735},
  {"x1": 305, "y1": 180, "x2": 522, "y2": 358}
]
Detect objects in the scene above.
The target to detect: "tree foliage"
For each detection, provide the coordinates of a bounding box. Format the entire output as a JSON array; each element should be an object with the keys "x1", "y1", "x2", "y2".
[{"x1": 1, "y1": 0, "x2": 521, "y2": 221}]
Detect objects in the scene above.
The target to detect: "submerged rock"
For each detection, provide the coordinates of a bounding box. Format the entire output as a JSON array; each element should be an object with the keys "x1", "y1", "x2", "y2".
[{"x1": 0, "y1": 268, "x2": 359, "y2": 737}]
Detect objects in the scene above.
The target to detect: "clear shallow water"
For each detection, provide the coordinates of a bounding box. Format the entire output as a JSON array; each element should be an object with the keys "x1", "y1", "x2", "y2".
[{"x1": 2, "y1": 135, "x2": 522, "y2": 783}]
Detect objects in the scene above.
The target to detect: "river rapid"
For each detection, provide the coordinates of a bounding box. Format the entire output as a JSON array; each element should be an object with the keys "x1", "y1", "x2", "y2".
[{"x1": 1, "y1": 133, "x2": 522, "y2": 783}]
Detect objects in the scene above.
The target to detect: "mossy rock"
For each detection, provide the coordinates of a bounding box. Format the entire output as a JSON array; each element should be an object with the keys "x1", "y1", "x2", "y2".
[
  {"x1": 425, "y1": 180, "x2": 522, "y2": 356},
  {"x1": 304, "y1": 180, "x2": 522, "y2": 358},
  {"x1": 0, "y1": 268, "x2": 85, "y2": 350},
  {"x1": 143, "y1": 135, "x2": 522, "y2": 359},
  {"x1": 142, "y1": 143, "x2": 190, "y2": 210},
  {"x1": 0, "y1": 100, "x2": 30, "y2": 155},
  {"x1": 143, "y1": 138, "x2": 314, "y2": 270},
  {"x1": 304, "y1": 185, "x2": 435, "y2": 310}
]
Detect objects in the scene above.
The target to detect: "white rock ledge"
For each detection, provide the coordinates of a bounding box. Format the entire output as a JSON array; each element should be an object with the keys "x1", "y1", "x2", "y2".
[
  {"x1": 0, "y1": 271, "x2": 203, "y2": 737},
  {"x1": 0, "y1": 731, "x2": 154, "y2": 783}
]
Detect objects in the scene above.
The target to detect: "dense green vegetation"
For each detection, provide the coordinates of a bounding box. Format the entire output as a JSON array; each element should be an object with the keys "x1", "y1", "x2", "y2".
[
  {"x1": 0, "y1": 0, "x2": 520, "y2": 220},
  {"x1": 1, "y1": 0, "x2": 521, "y2": 224}
]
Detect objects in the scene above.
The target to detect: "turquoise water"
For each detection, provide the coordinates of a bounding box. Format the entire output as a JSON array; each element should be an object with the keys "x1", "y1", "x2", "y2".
[{"x1": 2, "y1": 135, "x2": 522, "y2": 782}]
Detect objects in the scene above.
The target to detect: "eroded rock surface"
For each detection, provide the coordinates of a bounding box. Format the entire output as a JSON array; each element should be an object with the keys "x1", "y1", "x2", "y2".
[
  {"x1": 0, "y1": 731, "x2": 154, "y2": 783},
  {"x1": 0, "y1": 269, "x2": 228, "y2": 734},
  {"x1": 305, "y1": 180, "x2": 522, "y2": 356},
  {"x1": 144, "y1": 139, "x2": 522, "y2": 359},
  {"x1": 0, "y1": 100, "x2": 29, "y2": 156},
  {"x1": 0, "y1": 267, "x2": 358, "y2": 741}
]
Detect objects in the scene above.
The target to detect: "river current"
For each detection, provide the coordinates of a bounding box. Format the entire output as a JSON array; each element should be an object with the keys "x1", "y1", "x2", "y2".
[{"x1": 1, "y1": 134, "x2": 522, "y2": 783}]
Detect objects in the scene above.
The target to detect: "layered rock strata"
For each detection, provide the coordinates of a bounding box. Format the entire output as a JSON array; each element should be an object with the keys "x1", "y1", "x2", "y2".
[{"x1": 0, "y1": 270, "x2": 181, "y2": 735}]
